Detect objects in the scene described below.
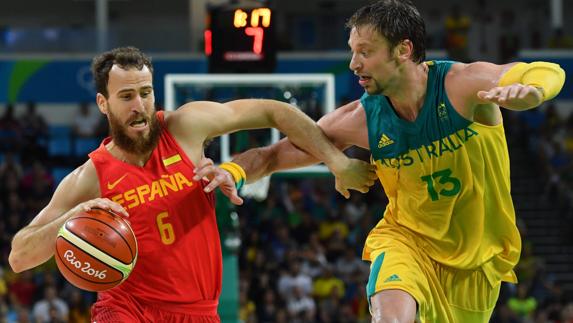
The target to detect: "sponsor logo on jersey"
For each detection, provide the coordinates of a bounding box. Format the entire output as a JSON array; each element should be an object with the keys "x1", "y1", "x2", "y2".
[
  {"x1": 378, "y1": 134, "x2": 395, "y2": 148},
  {"x1": 107, "y1": 174, "x2": 128, "y2": 190},
  {"x1": 384, "y1": 274, "x2": 402, "y2": 283}
]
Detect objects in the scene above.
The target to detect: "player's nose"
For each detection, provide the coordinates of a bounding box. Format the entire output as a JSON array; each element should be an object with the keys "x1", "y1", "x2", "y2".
[
  {"x1": 131, "y1": 96, "x2": 145, "y2": 113},
  {"x1": 349, "y1": 54, "x2": 361, "y2": 73}
]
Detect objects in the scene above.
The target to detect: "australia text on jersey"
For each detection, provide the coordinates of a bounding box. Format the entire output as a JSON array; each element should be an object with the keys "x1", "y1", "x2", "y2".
[
  {"x1": 376, "y1": 126, "x2": 479, "y2": 169},
  {"x1": 110, "y1": 172, "x2": 194, "y2": 209}
]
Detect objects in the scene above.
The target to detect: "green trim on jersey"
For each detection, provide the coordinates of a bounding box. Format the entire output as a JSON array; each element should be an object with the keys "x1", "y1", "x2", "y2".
[{"x1": 361, "y1": 60, "x2": 471, "y2": 162}]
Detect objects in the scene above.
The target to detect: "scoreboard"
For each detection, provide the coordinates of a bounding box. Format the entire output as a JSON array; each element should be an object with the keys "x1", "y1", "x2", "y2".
[{"x1": 206, "y1": 5, "x2": 276, "y2": 73}]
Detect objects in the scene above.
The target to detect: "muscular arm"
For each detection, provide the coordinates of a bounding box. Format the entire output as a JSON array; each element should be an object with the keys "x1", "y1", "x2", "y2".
[
  {"x1": 169, "y1": 99, "x2": 361, "y2": 173},
  {"x1": 8, "y1": 161, "x2": 125, "y2": 273},
  {"x1": 447, "y1": 61, "x2": 556, "y2": 125},
  {"x1": 232, "y1": 100, "x2": 370, "y2": 182}
]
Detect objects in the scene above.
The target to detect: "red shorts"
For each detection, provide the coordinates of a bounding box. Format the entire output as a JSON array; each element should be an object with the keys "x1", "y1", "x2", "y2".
[{"x1": 91, "y1": 289, "x2": 220, "y2": 323}]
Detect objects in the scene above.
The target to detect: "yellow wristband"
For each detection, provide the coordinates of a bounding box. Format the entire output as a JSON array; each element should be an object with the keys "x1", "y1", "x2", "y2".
[
  {"x1": 522, "y1": 62, "x2": 566, "y2": 101},
  {"x1": 498, "y1": 62, "x2": 528, "y2": 87},
  {"x1": 219, "y1": 162, "x2": 246, "y2": 190},
  {"x1": 499, "y1": 62, "x2": 566, "y2": 101}
]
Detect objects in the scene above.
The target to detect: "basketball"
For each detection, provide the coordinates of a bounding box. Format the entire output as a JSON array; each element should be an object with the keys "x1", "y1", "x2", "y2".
[{"x1": 55, "y1": 208, "x2": 137, "y2": 292}]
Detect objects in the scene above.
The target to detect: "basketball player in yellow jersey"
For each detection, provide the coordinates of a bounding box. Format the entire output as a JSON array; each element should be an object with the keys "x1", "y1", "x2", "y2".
[{"x1": 195, "y1": 1, "x2": 565, "y2": 322}]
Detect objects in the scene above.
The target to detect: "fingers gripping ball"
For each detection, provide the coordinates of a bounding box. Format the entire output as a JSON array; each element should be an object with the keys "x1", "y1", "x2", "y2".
[{"x1": 55, "y1": 208, "x2": 137, "y2": 292}]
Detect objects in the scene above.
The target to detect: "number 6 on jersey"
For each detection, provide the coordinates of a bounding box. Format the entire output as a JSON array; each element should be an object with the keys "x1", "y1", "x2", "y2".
[{"x1": 156, "y1": 212, "x2": 175, "y2": 245}]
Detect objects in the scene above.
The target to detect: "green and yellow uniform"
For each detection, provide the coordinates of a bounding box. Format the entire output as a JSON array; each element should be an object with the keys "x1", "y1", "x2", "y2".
[{"x1": 362, "y1": 60, "x2": 521, "y2": 322}]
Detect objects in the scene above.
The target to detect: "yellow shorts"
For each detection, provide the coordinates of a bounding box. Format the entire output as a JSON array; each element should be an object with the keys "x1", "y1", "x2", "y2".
[{"x1": 365, "y1": 233, "x2": 501, "y2": 323}]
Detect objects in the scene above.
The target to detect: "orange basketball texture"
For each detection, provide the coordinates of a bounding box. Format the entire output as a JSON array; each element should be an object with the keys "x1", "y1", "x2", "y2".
[{"x1": 55, "y1": 208, "x2": 137, "y2": 292}]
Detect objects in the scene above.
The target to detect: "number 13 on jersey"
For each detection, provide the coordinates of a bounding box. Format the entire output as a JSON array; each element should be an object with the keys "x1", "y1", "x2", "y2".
[{"x1": 420, "y1": 168, "x2": 461, "y2": 201}]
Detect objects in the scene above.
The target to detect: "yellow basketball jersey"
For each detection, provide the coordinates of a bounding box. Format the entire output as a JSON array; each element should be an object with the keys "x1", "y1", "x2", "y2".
[{"x1": 361, "y1": 61, "x2": 521, "y2": 286}]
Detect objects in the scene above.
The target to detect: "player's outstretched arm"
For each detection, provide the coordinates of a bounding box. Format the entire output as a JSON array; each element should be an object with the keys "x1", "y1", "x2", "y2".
[
  {"x1": 191, "y1": 138, "x2": 320, "y2": 205},
  {"x1": 8, "y1": 161, "x2": 128, "y2": 273},
  {"x1": 192, "y1": 99, "x2": 352, "y2": 171},
  {"x1": 193, "y1": 100, "x2": 377, "y2": 198},
  {"x1": 453, "y1": 61, "x2": 565, "y2": 113},
  {"x1": 233, "y1": 136, "x2": 321, "y2": 182}
]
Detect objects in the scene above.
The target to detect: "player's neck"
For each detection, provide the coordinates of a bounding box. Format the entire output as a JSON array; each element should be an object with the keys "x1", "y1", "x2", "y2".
[
  {"x1": 106, "y1": 141, "x2": 152, "y2": 167},
  {"x1": 388, "y1": 62, "x2": 428, "y2": 122}
]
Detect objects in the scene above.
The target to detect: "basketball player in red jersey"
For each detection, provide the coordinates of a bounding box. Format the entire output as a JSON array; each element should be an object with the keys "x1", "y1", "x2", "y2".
[{"x1": 8, "y1": 47, "x2": 377, "y2": 322}]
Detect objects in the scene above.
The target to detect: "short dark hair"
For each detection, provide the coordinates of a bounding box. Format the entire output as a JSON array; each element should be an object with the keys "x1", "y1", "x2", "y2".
[
  {"x1": 346, "y1": 0, "x2": 426, "y2": 63},
  {"x1": 91, "y1": 46, "x2": 153, "y2": 98}
]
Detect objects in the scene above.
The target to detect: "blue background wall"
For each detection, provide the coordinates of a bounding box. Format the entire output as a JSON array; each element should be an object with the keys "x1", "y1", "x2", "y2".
[{"x1": 0, "y1": 53, "x2": 571, "y2": 105}]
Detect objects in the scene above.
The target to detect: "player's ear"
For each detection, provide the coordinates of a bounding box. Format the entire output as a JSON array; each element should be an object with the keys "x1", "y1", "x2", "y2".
[
  {"x1": 395, "y1": 39, "x2": 413, "y2": 62},
  {"x1": 96, "y1": 93, "x2": 108, "y2": 115}
]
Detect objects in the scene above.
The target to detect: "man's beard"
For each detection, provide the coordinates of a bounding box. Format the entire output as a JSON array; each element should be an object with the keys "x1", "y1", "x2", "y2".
[
  {"x1": 366, "y1": 81, "x2": 384, "y2": 95},
  {"x1": 108, "y1": 108, "x2": 161, "y2": 155}
]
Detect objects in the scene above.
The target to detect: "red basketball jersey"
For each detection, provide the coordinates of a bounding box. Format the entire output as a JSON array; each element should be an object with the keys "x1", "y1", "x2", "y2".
[{"x1": 88, "y1": 111, "x2": 221, "y2": 311}]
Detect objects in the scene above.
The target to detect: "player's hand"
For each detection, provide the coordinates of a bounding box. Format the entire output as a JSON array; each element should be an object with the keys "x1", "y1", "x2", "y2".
[
  {"x1": 71, "y1": 198, "x2": 129, "y2": 218},
  {"x1": 193, "y1": 157, "x2": 244, "y2": 205},
  {"x1": 477, "y1": 84, "x2": 543, "y2": 110},
  {"x1": 331, "y1": 158, "x2": 378, "y2": 199}
]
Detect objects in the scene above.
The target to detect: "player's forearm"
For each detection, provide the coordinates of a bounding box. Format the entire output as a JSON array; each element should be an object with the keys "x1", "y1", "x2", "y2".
[
  {"x1": 9, "y1": 213, "x2": 70, "y2": 272},
  {"x1": 264, "y1": 101, "x2": 349, "y2": 172},
  {"x1": 232, "y1": 147, "x2": 275, "y2": 183},
  {"x1": 233, "y1": 139, "x2": 321, "y2": 182}
]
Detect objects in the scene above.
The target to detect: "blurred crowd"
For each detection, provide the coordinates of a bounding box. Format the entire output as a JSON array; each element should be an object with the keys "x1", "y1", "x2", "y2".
[
  {"x1": 438, "y1": 3, "x2": 573, "y2": 64},
  {"x1": 517, "y1": 103, "x2": 573, "y2": 217},
  {"x1": 233, "y1": 173, "x2": 383, "y2": 323}
]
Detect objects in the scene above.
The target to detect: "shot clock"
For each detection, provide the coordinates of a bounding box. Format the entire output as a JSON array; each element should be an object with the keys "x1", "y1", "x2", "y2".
[{"x1": 206, "y1": 5, "x2": 276, "y2": 73}]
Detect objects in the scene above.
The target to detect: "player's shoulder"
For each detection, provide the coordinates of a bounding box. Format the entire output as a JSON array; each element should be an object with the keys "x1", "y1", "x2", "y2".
[
  {"x1": 447, "y1": 61, "x2": 503, "y2": 79},
  {"x1": 59, "y1": 159, "x2": 100, "y2": 198},
  {"x1": 175, "y1": 101, "x2": 224, "y2": 113},
  {"x1": 445, "y1": 61, "x2": 506, "y2": 96},
  {"x1": 319, "y1": 100, "x2": 364, "y2": 126},
  {"x1": 163, "y1": 102, "x2": 219, "y2": 149},
  {"x1": 68, "y1": 159, "x2": 99, "y2": 185},
  {"x1": 348, "y1": 100, "x2": 367, "y2": 120},
  {"x1": 42, "y1": 159, "x2": 100, "y2": 219},
  {"x1": 165, "y1": 101, "x2": 223, "y2": 126},
  {"x1": 330, "y1": 99, "x2": 364, "y2": 118},
  {"x1": 340, "y1": 99, "x2": 363, "y2": 111},
  {"x1": 162, "y1": 104, "x2": 191, "y2": 132}
]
